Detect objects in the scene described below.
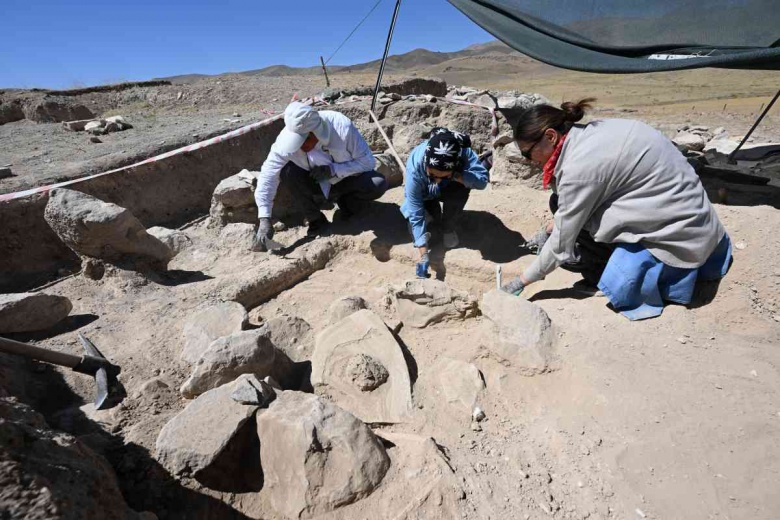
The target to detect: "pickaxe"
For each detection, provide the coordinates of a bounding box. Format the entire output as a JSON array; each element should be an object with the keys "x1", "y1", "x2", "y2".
[{"x1": 0, "y1": 333, "x2": 122, "y2": 410}]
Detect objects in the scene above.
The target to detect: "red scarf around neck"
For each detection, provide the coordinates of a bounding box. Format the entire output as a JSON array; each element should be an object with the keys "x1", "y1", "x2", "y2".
[{"x1": 542, "y1": 132, "x2": 568, "y2": 190}]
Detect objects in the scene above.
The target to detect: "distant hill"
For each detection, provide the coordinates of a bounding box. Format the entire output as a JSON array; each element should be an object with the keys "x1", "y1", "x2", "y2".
[{"x1": 155, "y1": 40, "x2": 535, "y2": 84}]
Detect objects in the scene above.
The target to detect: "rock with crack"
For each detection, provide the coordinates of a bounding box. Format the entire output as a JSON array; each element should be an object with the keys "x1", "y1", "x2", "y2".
[
  {"x1": 0, "y1": 292, "x2": 72, "y2": 333},
  {"x1": 155, "y1": 374, "x2": 263, "y2": 491},
  {"x1": 180, "y1": 301, "x2": 249, "y2": 364},
  {"x1": 327, "y1": 295, "x2": 368, "y2": 325},
  {"x1": 311, "y1": 309, "x2": 412, "y2": 423},
  {"x1": 180, "y1": 328, "x2": 295, "y2": 398},
  {"x1": 44, "y1": 188, "x2": 174, "y2": 275},
  {"x1": 263, "y1": 314, "x2": 314, "y2": 363},
  {"x1": 391, "y1": 279, "x2": 478, "y2": 329},
  {"x1": 436, "y1": 357, "x2": 485, "y2": 413},
  {"x1": 479, "y1": 289, "x2": 555, "y2": 375},
  {"x1": 257, "y1": 390, "x2": 390, "y2": 518}
]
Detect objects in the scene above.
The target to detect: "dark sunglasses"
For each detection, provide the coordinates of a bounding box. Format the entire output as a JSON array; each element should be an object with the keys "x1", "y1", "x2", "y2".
[{"x1": 521, "y1": 135, "x2": 544, "y2": 160}]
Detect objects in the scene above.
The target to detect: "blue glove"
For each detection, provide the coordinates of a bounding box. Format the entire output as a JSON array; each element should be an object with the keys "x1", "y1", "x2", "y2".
[
  {"x1": 501, "y1": 276, "x2": 525, "y2": 296},
  {"x1": 416, "y1": 253, "x2": 431, "y2": 279}
]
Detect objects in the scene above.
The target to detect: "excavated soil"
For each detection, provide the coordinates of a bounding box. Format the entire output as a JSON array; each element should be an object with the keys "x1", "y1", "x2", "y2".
[{"x1": 9, "y1": 180, "x2": 779, "y2": 520}]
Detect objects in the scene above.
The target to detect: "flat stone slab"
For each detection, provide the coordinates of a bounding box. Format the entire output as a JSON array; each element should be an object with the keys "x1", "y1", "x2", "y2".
[
  {"x1": 311, "y1": 309, "x2": 412, "y2": 423},
  {"x1": 180, "y1": 301, "x2": 248, "y2": 364},
  {"x1": 436, "y1": 357, "x2": 485, "y2": 413},
  {"x1": 480, "y1": 290, "x2": 555, "y2": 375}
]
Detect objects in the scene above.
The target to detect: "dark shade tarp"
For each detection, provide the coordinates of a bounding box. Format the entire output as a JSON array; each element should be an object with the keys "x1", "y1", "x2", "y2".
[{"x1": 449, "y1": 0, "x2": 780, "y2": 72}]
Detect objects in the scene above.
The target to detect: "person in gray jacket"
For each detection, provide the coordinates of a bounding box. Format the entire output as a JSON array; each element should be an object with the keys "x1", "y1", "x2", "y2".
[{"x1": 501, "y1": 99, "x2": 732, "y2": 320}]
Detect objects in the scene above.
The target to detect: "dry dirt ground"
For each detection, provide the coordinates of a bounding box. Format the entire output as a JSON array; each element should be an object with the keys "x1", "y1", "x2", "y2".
[
  {"x1": 13, "y1": 179, "x2": 780, "y2": 520},
  {"x1": 3, "y1": 64, "x2": 780, "y2": 519}
]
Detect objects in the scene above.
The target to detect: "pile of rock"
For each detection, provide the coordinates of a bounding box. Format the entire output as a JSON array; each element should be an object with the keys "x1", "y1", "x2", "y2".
[
  {"x1": 62, "y1": 115, "x2": 133, "y2": 135},
  {"x1": 158, "y1": 307, "x2": 395, "y2": 517},
  {"x1": 446, "y1": 86, "x2": 550, "y2": 111}
]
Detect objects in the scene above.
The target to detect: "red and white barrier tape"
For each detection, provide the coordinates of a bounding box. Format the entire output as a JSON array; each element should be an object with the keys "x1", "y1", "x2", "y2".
[{"x1": 0, "y1": 96, "x2": 324, "y2": 204}]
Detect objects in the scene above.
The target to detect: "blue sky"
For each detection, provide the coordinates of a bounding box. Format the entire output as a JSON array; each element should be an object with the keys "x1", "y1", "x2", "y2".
[{"x1": 1, "y1": 0, "x2": 493, "y2": 89}]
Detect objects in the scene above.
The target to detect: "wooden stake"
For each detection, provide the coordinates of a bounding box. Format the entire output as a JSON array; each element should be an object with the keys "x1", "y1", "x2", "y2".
[
  {"x1": 320, "y1": 56, "x2": 330, "y2": 88},
  {"x1": 369, "y1": 109, "x2": 405, "y2": 173}
]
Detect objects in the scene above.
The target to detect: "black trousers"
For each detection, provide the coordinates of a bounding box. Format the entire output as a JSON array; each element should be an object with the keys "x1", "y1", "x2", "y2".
[
  {"x1": 424, "y1": 181, "x2": 471, "y2": 233},
  {"x1": 549, "y1": 193, "x2": 615, "y2": 286},
  {"x1": 280, "y1": 162, "x2": 388, "y2": 220}
]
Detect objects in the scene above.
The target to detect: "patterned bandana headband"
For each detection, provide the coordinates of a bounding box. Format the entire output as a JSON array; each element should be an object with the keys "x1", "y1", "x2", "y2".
[{"x1": 425, "y1": 127, "x2": 472, "y2": 171}]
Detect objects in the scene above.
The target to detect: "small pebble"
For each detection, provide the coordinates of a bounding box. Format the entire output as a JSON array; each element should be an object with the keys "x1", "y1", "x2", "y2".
[
  {"x1": 676, "y1": 336, "x2": 688, "y2": 344},
  {"x1": 636, "y1": 508, "x2": 646, "y2": 518},
  {"x1": 472, "y1": 406, "x2": 486, "y2": 422},
  {"x1": 735, "y1": 241, "x2": 747, "y2": 250}
]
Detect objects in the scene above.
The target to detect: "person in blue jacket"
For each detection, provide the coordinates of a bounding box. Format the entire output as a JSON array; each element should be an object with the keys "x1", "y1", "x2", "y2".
[{"x1": 400, "y1": 127, "x2": 489, "y2": 278}]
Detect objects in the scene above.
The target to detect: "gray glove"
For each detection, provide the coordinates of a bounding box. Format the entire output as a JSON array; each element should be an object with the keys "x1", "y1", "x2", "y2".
[
  {"x1": 524, "y1": 227, "x2": 550, "y2": 255},
  {"x1": 309, "y1": 165, "x2": 333, "y2": 182},
  {"x1": 251, "y1": 217, "x2": 274, "y2": 252},
  {"x1": 501, "y1": 276, "x2": 526, "y2": 296}
]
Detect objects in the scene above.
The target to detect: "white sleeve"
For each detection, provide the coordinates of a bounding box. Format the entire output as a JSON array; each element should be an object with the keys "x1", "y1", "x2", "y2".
[
  {"x1": 254, "y1": 144, "x2": 290, "y2": 218},
  {"x1": 330, "y1": 123, "x2": 376, "y2": 178}
]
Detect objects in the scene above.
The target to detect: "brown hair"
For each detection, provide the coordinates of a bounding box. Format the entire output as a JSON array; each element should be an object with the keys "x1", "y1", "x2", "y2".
[{"x1": 513, "y1": 98, "x2": 596, "y2": 143}]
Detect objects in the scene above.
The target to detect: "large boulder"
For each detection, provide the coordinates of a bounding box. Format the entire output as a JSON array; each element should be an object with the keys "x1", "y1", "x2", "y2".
[
  {"x1": 180, "y1": 328, "x2": 295, "y2": 398},
  {"x1": 480, "y1": 290, "x2": 555, "y2": 375},
  {"x1": 209, "y1": 169, "x2": 258, "y2": 227},
  {"x1": 180, "y1": 301, "x2": 249, "y2": 364},
  {"x1": 0, "y1": 398, "x2": 149, "y2": 519},
  {"x1": 373, "y1": 152, "x2": 404, "y2": 189},
  {"x1": 44, "y1": 188, "x2": 174, "y2": 272},
  {"x1": 257, "y1": 391, "x2": 390, "y2": 518},
  {"x1": 311, "y1": 309, "x2": 413, "y2": 424},
  {"x1": 0, "y1": 292, "x2": 72, "y2": 333},
  {"x1": 390, "y1": 279, "x2": 478, "y2": 329},
  {"x1": 155, "y1": 374, "x2": 263, "y2": 491}
]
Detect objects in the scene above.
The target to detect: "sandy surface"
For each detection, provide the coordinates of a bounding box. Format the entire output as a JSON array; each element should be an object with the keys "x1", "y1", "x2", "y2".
[
  {"x1": 3, "y1": 60, "x2": 780, "y2": 519},
  {"x1": 14, "y1": 180, "x2": 779, "y2": 520}
]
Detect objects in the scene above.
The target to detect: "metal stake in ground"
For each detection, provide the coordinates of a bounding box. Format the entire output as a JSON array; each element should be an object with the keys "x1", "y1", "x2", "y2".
[
  {"x1": 0, "y1": 333, "x2": 123, "y2": 410},
  {"x1": 370, "y1": 0, "x2": 403, "y2": 113}
]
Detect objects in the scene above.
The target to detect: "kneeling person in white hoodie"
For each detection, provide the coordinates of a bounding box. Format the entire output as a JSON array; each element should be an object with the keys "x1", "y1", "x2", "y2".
[{"x1": 252, "y1": 101, "x2": 388, "y2": 251}]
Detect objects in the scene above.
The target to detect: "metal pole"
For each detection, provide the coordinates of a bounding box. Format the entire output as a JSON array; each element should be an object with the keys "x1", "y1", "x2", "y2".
[
  {"x1": 728, "y1": 88, "x2": 780, "y2": 163},
  {"x1": 319, "y1": 56, "x2": 331, "y2": 88},
  {"x1": 371, "y1": 0, "x2": 402, "y2": 113}
]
